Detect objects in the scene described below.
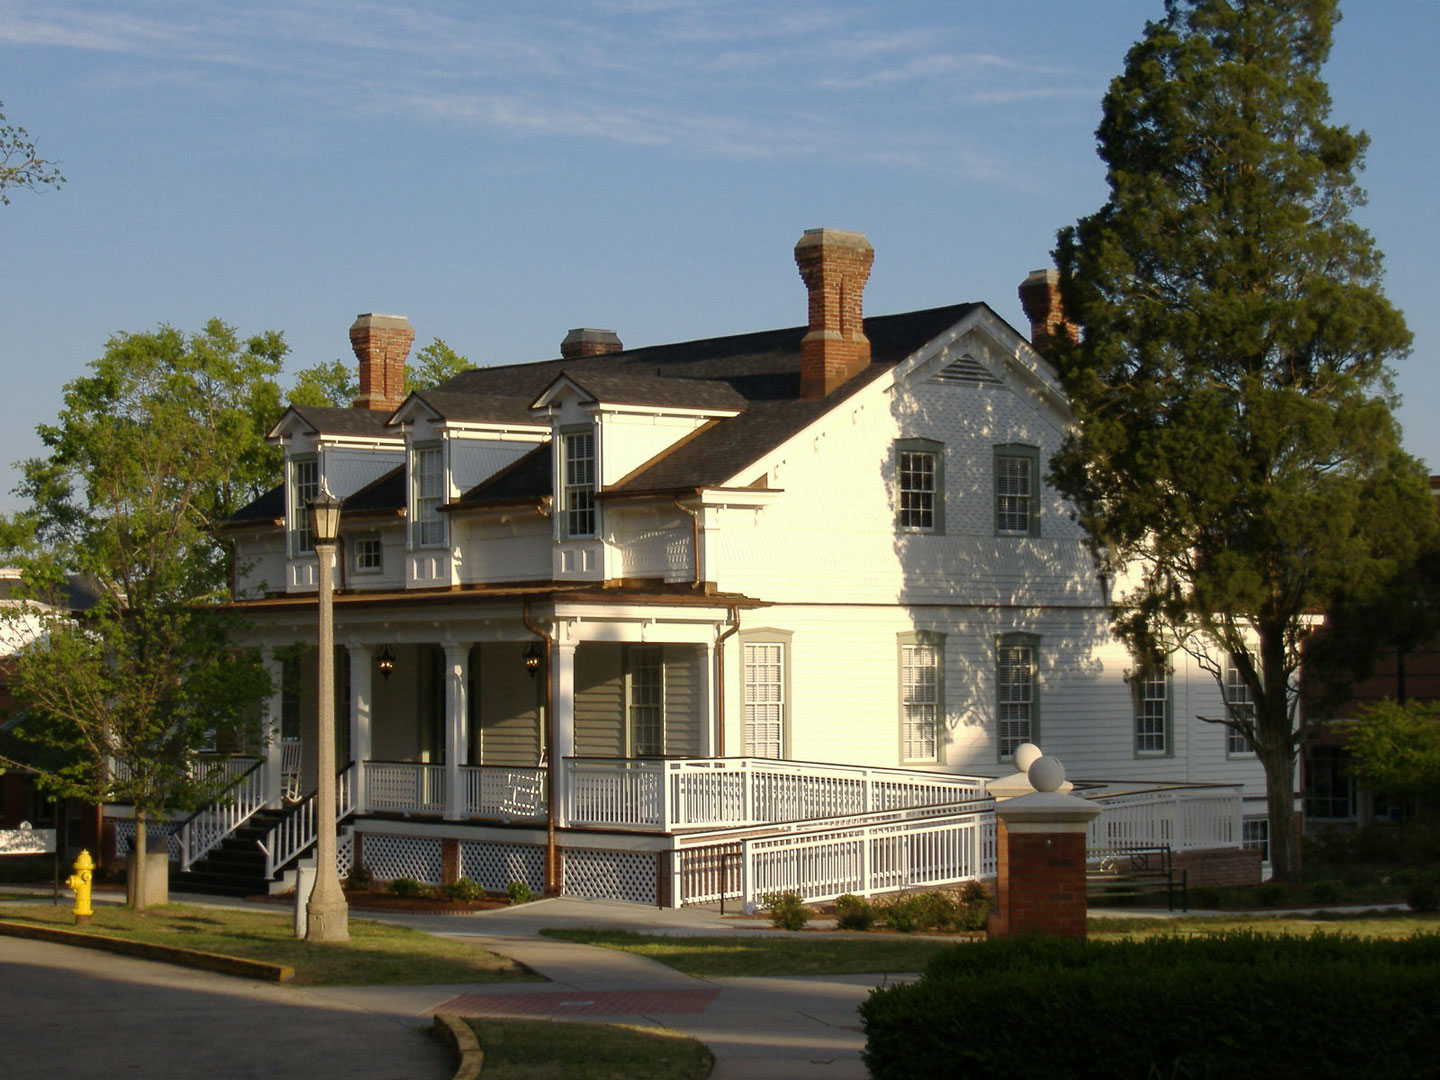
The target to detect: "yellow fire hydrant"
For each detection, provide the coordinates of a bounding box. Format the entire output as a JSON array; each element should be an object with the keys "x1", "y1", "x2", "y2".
[{"x1": 66, "y1": 850, "x2": 94, "y2": 925}]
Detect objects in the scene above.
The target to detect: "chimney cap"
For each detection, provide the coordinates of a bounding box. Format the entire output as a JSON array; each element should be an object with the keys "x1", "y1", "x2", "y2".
[
  {"x1": 350, "y1": 313, "x2": 413, "y2": 331},
  {"x1": 795, "y1": 227, "x2": 872, "y2": 252}
]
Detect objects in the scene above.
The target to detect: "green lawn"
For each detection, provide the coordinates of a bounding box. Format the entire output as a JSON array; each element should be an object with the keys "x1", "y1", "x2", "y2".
[
  {"x1": 539, "y1": 928, "x2": 959, "y2": 977},
  {"x1": 0, "y1": 902, "x2": 538, "y2": 986},
  {"x1": 1087, "y1": 909, "x2": 1440, "y2": 940},
  {"x1": 464, "y1": 1018, "x2": 711, "y2": 1080}
]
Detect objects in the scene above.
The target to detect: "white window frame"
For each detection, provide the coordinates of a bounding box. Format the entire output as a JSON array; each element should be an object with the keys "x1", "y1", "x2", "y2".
[
  {"x1": 741, "y1": 635, "x2": 788, "y2": 760},
  {"x1": 895, "y1": 438, "x2": 943, "y2": 533},
  {"x1": 997, "y1": 633, "x2": 1039, "y2": 760},
  {"x1": 353, "y1": 534, "x2": 384, "y2": 574},
  {"x1": 1242, "y1": 817, "x2": 1269, "y2": 862},
  {"x1": 560, "y1": 428, "x2": 597, "y2": 539},
  {"x1": 626, "y1": 645, "x2": 664, "y2": 757},
  {"x1": 899, "y1": 632, "x2": 944, "y2": 763},
  {"x1": 1134, "y1": 663, "x2": 1171, "y2": 756},
  {"x1": 289, "y1": 456, "x2": 319, "y2": 556},
  {"x1": 1225, "y1": 655, "x2": 1255, "y2": 757},
  {"x1": 994, "y1": 444, "x2": 1040, "y2": 537},
  {"x1": 411, "y1": 443, "x2": 446, "y2": 549}
]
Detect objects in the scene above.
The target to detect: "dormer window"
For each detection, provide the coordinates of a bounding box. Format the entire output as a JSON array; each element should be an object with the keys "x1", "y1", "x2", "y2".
[
  {"x1": 411, "y1": 443, "x2": 446, "y2": 548},
  {"x1": 290, "y1": 456, "x2": 318, "y2": 555},
  {"x1": 561, "y1": 428, "x2": 596, "y2": 538}
]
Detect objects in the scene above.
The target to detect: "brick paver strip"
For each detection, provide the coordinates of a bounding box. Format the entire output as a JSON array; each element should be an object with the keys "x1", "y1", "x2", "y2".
[{"x1": 432, "y1": 987, "x2": 718, "y2": 1017}]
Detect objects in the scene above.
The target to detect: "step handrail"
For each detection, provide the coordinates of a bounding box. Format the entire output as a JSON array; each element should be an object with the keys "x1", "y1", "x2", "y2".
[
  {"x1": 172, "y1": 757, "x2": 267, "y2": 872},
  {"x1": 257, "y1": 763, "x2": 355, "y2": 880}
]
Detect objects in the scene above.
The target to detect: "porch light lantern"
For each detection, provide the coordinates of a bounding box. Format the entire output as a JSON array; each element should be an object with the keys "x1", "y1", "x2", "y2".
[
  {"x1": 377, "y1": 645, "x2": 396, "y2": 681},
  {"x1": 303, "y1": 485, "x2": 348, "y2": 942},
  {"x1": 523, "y1": 641, "x2": 542, "y2": 679}
]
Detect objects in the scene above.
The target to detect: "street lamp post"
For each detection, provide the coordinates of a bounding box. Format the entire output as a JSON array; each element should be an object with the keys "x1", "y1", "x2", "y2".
[{"x1": 305, "y1": 488, "x2": 348, "y2": 942}]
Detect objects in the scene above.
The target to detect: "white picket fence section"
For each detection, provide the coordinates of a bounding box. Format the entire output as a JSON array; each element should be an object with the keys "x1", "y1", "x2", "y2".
[
  {"x1": 173, "y1": 757, "x2": 268, "y2": 871},
  {"x1": 1083, "y1": 782, "x2": 1242, "y2": 853},
  {"x1": 259, "y1": 766, "x2": 355, "y2": 879},
  {"x1": 567, "y1": 757, "x2": 990, "y2": 831}
]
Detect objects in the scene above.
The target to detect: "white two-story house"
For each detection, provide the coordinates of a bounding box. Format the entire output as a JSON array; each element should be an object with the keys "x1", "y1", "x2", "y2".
[{"x1": 201, "y1": 229, "x2": 1264, "y2": 906}]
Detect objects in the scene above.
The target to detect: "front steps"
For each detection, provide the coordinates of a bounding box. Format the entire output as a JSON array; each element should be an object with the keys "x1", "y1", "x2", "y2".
[{"x1": 170, "y1": 809, "x2": 288, "y2": 898}]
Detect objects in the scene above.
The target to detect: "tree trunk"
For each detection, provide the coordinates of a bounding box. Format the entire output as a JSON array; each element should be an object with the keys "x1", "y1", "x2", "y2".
[
  {"x1": 132, "y1": 806, "x2": 147, "y2": 912},
  {"x1": 1259, "y1": 624, "x2": 1301, "y2": 882}
]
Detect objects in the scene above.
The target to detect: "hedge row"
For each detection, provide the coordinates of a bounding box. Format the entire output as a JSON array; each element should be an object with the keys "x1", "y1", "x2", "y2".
[{"x1": 860, "y1": 931, "x2": 1440, "y2": 1080}]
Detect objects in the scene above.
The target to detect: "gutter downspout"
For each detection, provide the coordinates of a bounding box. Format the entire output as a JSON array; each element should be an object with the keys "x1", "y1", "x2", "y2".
[
  {"x1": 714, "y1": 604, "x2": 740, "y2": 758},
  {"x1": 522, "y1": 601, "x2": 558, "y2": 895},
  {"x1": 673, "y1": 495, "x2": 701, "y2": 588}
]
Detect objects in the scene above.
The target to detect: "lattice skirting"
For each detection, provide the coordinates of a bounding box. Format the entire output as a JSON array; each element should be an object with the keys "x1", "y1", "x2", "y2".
[
  {"x1": 336, "y1": 830, "x2": 355, "y2": 879},
  {"x1": 459, "y1": 841, "x2": 545, "y2": 894},
  {"x1": 562, "y1": 848, "x2": 657, "y2": 905},
  {"x1": 113, "y1": 820, "x2": 181, "y2": 861},
  {"x1": 356, "y1": 833, "x2": 443, "y2": 885}
]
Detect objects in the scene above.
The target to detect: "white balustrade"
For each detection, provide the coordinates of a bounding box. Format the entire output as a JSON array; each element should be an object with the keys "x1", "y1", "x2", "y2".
[
  {"x1": 1085, "y1": 784, "x2": 1242, "y2": 853},
  {"x1": 365, "y1": 761, "x2": 447, "y2": 814},
  {"x1": 259, "y1": 766, "x2": 355, "y2": 880},
  {"x1": 175, "y1": 757, "x2": 268, "y2": 871}
]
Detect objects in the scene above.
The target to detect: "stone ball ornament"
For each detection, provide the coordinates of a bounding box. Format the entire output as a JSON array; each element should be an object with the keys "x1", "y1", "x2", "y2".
[
  {"x1": 1027, "y1": 755, "x2": 1066, "y2": 793},
  {"x1": 1013, "y1": 742, "x2": 1043, "y2": 773}
]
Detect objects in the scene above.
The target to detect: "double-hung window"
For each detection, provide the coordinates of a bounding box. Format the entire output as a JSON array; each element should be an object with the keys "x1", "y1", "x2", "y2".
[
  {"x1": 353, "y1": 535, "x2": 383, "y2": 574},
  {"x1": 994, "y1": 444, "x2": 1040, "y2": 536},
  {"x1": 899, "y1": 632, "x2": 943, "y2": 763},
  {"x1": 895, "y1": 438, "x2": 944, "y2": 532},
  {"x1": 1134, "y1": 663, "x2": 1171, "y2": 756},
  {"x1": 627, "y1": 645, "x2": 664, "y2": 756},
  {"x1": 742, "y1": 638, "x2": 787, "y2": 759},
  {"x1": 561, "y1": 429, "x2": 597, "y2": 539},
  {"x1": 997, "y1": 633, "x2": 1039, "y2": 759},
  {"x1": 290, "y1": 457, "x2": 319, "y2": 556},
  {"x1": 412, "y1": 444, "x2": 445, "y2": 548},
  {"x1": 1225, "y1": 655, "x2": 1255, "y2": 756}
]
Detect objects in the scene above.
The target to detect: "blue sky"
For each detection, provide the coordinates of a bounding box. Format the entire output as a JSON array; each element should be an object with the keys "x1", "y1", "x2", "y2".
[{"x1": 3, "y1": 1, "x2": 1437, "y2": 515}]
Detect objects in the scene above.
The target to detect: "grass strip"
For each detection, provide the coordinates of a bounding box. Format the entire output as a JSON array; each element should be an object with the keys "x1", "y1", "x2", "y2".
[
  {"x1": 462, "y1": 1017, "x2": 711, "y2": 1080},
  {"x1": 1087, "y1": 909, "x2": 1440, "y2": 940},
  {"x1": 0, "y1": 902, "x2": 538, "y2": 986},
  {"x1": 540, "y1": 928, "x2": 957, "y2": 977}
]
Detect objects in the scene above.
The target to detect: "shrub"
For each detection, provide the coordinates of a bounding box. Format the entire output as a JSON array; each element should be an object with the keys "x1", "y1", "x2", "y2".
[
  {"x1": 343, "y1": 863, "x2": 374, "y2": 892},
  {"x1": 1255, "y1": 880, "x2": 1289, "y2": 907},
  {"x1": 505, "y1": 880, "x2": 536, "y2": 905},
  {"x1": 1393, "y1": 868, "x2": 1440, "y2": 913},
  {"x1": 386, "y1": 876, "x2": 428, "y2": 898},
  {"x1": 833, "y1": 893, "x2": 876, "y2": 931},
  {"x1": 955, "y1": 881, "x2": 991, "y2": 931},
  {"x1": 879, "y1": 887, "x2": 988, "y2": 933},
  {"x1": 763, "y1": 891, "x2": 810, "y2": 931},
  {"x1": 1306, "y1": 879, "x2": 1344, "y2": 905},
  {"x1": 442, "y1": 876, "x2": 484, "y2": 902},
  {"x1": 862, "y1": 931, "x2": 1440, "y2": 1080},
  {"x1": 1188, "y1": 884, "x2": 1222, "y2": 909}
]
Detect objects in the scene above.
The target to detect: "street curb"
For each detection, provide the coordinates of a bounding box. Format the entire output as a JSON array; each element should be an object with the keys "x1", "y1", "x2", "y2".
[
  {"x1": 432, "y1": 1014, "x2": 484, "y2": 1079},
  {"x1": 0, "y1": 919, "x2": 295, "y2": 982}
]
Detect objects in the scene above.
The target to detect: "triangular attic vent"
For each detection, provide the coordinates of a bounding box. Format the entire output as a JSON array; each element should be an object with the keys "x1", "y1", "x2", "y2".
[{"x1": 929, "y1": 355, "x2": 1001, "y2": 386}]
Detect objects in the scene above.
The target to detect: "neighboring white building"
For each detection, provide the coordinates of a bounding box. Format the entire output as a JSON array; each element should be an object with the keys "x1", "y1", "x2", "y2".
[{"x1": 213, "y1": 229, "x2": 1263, "y2": 905}]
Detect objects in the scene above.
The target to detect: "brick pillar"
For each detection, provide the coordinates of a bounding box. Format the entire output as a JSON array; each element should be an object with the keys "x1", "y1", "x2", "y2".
[
  {"x1": 441, "y1": 837, "x2": 460, "y2": 886},
  {"x1": 991, "y1": 756, "x2": 1099, "y2": 940}
]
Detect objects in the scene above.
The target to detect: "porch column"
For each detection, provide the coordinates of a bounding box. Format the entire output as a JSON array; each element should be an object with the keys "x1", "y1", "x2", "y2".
[
  {"x1": 551, "y1": 641, "x2": 577, "y2": 827},
  {"x1": 444, "y1": 643, "x2": 470, "y2": 821},
  {"x1": 699, "y1": 641, "x2": 717, "y2": 758},
  {"x1": 346, "y1": 644, "x2": 373, "y2": 814},
  {"x1": 263, "y1": 650, "x2": 285, "y2": 809}
]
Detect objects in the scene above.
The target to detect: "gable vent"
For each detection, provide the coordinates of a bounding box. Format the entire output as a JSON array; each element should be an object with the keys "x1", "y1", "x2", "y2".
[{"x1": 929, "y1": 356, "x2": 1001, "y2": 386}]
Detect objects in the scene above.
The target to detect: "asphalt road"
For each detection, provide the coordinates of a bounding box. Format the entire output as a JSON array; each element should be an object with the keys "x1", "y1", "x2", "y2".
[{"x1": 0, "y1": 935, "x2": 452, "y2": 1080}]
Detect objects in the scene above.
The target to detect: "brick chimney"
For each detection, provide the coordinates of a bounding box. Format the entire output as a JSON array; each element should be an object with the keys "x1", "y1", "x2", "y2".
[
  {"x1": 560, "y1": 328, "x2": 623, "y2": 358},
  {"x1": 794, "y1": 228, "x2": 874, "y2": 399},
  {"x1": 1018, "y1": 269, "x2": 1077, "y2": 353},
  {"x1": 350, "y1": 313, "x2": 414, "y2": 411}
]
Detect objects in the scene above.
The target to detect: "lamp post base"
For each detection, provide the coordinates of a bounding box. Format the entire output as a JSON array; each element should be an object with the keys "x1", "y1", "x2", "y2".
[{"x1": 305, "y1": 895, "x2": 350, "y2": 942}]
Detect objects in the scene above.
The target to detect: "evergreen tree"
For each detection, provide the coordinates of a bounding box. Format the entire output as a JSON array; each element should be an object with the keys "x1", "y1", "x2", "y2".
[{"x1": 1049, "y1": 0, "x2": 1433, "y2": 879}]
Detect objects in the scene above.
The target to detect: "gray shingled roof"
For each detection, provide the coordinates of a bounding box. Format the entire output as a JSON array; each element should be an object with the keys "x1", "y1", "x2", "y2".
[
  {"x1": 278, "y1": 405, "x2": 397, "y2": 438},
  {"x1": 537, "y1": 370, "x2": 749, "y2": 412},
  {"x1": 404, "y1": 390, "x2": 541, "y2": 426}
]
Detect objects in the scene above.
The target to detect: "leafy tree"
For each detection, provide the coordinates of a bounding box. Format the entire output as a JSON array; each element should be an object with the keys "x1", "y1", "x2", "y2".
[
  {"x1": 1048, "y1": 0, "x2": 1434, "y2": 879},
  {"x1": 0, "y1": 100, "x2": 64, "y2": 203},
  {"x1": 0, "y1": 319, "x2": 285, "y2": 907},
  {"x1": 289, "y1": 358, "x2": 358, "y2": 408},
  {"x1": 406, "y1": 337, "x2": 471, "y2": 392},
  {"x1": 1345, "y1": 700, "x2": 1440, "y2": 813}
]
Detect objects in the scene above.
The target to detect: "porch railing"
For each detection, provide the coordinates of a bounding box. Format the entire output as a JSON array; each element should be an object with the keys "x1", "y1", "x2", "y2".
[
  {"x1": 173, "y1": 757, "x2": 268, "y2": 871},
  {"x1": 1083, "y1": 782, "x2": 1242, "y2": 853},
  {"x1": 677, "y1": 800, "x2": 997, "y2": 909},
  {"x1": 366, "y1": 761, "x2": 447, "y2": 814},
  {"x1": 463, "y1": 765, "x2": 546, "y2": 819},
  {"x1": 258, "y1": 764, "x2": 355, "y2": 880},
  {"x1": 567, "y1": 756, "x2": 990, "y2": 832}
]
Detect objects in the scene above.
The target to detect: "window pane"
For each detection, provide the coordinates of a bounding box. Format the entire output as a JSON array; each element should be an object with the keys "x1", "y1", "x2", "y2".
[
  {"x1": 1136, "y1": 668, "x2": 1167, "y2": 754},
  {"x1": 744, "y1": 642, "x2": 784, "y2": 759},
  {"x1": 630, "y1": 647, "x2": 663, "y2": 756},
  {"x1": 997, "y1": 643, "x2": 1033, "y2": 757},
  {"x1": 292, "y1": 459, "x2": 318, "y2": 554},
  {"x1": 996, "y1": 456, "x2": 1031, "y2": 533},
  {"x1": 898, "y1": 450, "x2": 935, "y2": 530},
  {"x1": 902, "y1": 643, "x2": 939, "y2": 761},
  {"x1": 1225, "y1": 658, "x2": 1254, "y2": 754},
  {"x1": 564, "y1": 432, "x2": 596, "y2": 538},
  {"x1": 414, "y1": 447, "x2": 445, "y2": 547}
]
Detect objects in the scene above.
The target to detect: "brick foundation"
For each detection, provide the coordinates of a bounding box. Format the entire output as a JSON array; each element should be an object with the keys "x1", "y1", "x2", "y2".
[{"x1": 1172, "y1": 846, "x2": 1263, "y2": 888}]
